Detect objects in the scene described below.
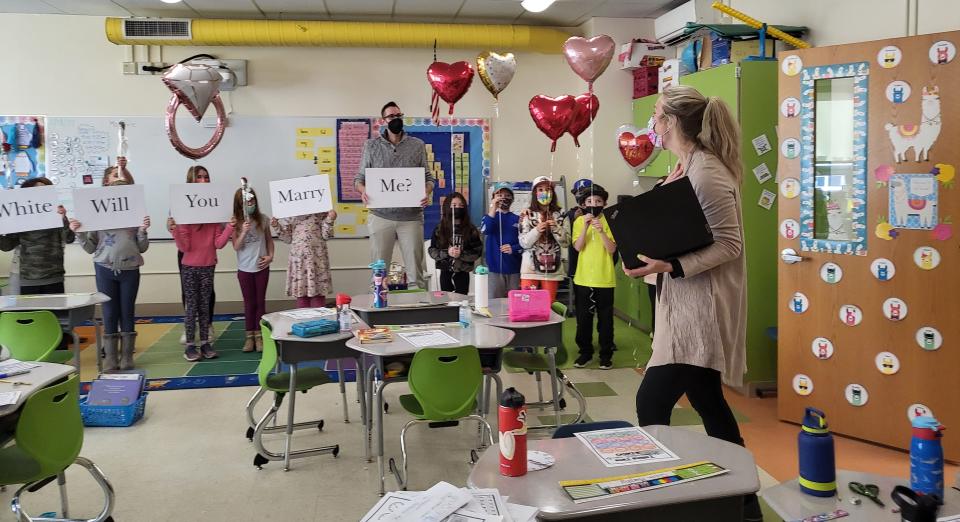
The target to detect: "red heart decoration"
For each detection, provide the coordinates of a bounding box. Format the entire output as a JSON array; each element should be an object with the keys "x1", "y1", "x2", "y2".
[
  {"x1": 529, "y1": 95, "x2": 577, "y2": 152},
  {"x1": 617, "y1": 124, "x2": 659, "y2": 170},
  {"x1": 567, "y1": 93, "x2": 600, "y2": 147},
  {"x1": 427, "y1": 61, "x2": 475, "y2": 112}
]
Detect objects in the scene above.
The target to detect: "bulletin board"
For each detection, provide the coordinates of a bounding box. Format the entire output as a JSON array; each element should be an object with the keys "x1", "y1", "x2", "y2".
[{"x1": 777, "y1": 30, "x2": 960, "y2": 459}]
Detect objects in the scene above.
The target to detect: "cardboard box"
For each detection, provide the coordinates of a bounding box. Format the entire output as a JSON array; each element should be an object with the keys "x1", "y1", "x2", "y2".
[
  {"x1": 619, "y1": 40, "x2": 670, "y2": 70},
  {"x1": 633, "y1": 67, "x2": 660, "y2": 99}
]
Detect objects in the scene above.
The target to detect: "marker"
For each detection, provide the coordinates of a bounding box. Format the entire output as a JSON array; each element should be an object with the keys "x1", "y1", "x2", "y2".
[{"x1": 0, "y1": 369, "x2": 30, "y2": 379}]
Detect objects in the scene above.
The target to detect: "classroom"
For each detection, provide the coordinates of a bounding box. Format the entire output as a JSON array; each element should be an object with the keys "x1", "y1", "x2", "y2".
[{"x1": 0, "y1": 0, "x2": 958, "y2": 520}]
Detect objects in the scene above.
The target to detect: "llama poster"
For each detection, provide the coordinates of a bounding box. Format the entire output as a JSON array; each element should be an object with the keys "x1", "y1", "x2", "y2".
[
  {"x1": 889, "y1": 173, "x2": 938, "y2": 229},
  {"x1": 884, "y1": 86, "x2": 941, "y2": 163}
]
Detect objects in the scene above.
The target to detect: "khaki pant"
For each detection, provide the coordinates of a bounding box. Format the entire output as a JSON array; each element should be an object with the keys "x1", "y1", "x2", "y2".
[{"x1": 368, "y1": 214, "x2": 425, "y2": 289}]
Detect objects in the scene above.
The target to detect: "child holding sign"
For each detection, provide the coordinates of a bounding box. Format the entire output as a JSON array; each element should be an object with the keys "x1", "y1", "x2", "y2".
[
  {"x1": 71, "y1": 166, "x2": 150, "y2": 371},
  {"x1": 428, "y1": 192, "x2": 482, "y2": 295},
  {"x1": 271, "y1": 211, "x2": 337, "y2": 308},
  {"x1": 170, "y1": 213, "x2": 235, "y2": 362},
  {"x1": 519, "y1": 176, "x2": 568, "y2": 302},
  {"x1": 232, "y1": 183, "x2": 274, "y2": 352}
]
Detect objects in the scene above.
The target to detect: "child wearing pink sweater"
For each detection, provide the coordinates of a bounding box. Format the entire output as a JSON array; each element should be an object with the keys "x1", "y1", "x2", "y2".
[{"x1": 171, "y1": 217, "x2": 236, "y2": 361}]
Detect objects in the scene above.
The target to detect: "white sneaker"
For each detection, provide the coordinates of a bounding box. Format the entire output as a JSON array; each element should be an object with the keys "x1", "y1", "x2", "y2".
[{"x1": 179, "y1": 332, "x2": 188, "y2": 344}]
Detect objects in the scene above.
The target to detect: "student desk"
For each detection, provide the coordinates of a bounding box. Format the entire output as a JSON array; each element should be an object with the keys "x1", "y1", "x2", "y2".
[
  {"x1": 346, "y1": 323, "x2": 515, "y2": 496},
  {"x1": 472, "y1": 298, "x2": 585, "y2": 430},
  {"x1": 0, "y1": 362, "x2": 75, "y2": 441},
  {"x1": 468, "y1": 424, "x2": 760, "y2": 521},
  {"x1": 761, "y1": 469, "x2": 960, "y2": 521},
  {"x1": 0, "y1": 292, "x2": 110, "y2": 372},
  {"x1": 259, "y1": 310, "x2": 370, "y2": 470},
  {"x1": 350, "y1": 291, "x2": 465, "y2": 327}
]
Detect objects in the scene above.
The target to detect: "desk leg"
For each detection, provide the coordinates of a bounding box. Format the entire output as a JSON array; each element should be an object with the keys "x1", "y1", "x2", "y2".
[
  {"x1": 356, "y1": 357, "x2": 368, "y2": 460},
  {"x1": 94, "y1": 314, "x2": 104, "y2": 374},
  {"x1": 284, "y1": 363, "x2": 298, "y2": 472},
  {"x1": 547, "y1": 348, "x2": 561, "y2": 428},
  {"x1": 366, "y1": 363, "x2": 378, "y2": 463},
  {"x1": 337, "y1": 359, "x2": 349, "y2": 423},
  {"x1": 376, "y1": 378, "x2": 388, "y2": 496},
  {"x1": 70, "y1": 330, "x2": 81, "y2": 370}
]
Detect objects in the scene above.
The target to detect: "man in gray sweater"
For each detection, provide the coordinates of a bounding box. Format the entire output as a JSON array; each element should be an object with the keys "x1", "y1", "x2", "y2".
[{"x1": 355, "y1": 102, "x2": 434, "y2": 289}]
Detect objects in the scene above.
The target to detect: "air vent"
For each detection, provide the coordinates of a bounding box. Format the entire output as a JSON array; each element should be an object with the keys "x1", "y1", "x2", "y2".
[{"x1": 122, "y1": 19, "x2": 192, "y2": 40}]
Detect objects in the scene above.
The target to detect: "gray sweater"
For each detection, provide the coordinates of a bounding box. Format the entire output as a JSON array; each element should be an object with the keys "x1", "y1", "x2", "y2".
[
  {"x1": 78, "y1": 228, "x2": 149, "y2": 272},
  {"x1": 356, "y1": 132, "x2": 435, "y2": 221}
]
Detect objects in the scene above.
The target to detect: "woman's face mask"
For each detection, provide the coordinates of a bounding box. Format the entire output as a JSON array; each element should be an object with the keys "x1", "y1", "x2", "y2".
[{"x1": 647, "y1": 115, "x2": 666, "y2": 148}]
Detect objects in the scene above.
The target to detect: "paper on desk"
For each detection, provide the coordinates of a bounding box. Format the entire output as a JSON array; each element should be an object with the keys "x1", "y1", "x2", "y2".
[
  {"x1": 505, "y1": 503, "x2": 537, "y2": 522},
  {"x1": 0, "y1": 359, "x2": 39, "y2": 373},
  {"x1": 397, "y1": 330, "x2": 460, "y2": 348},
  {"x1": 937, "y1": 515, "x2": 960, "y2": 522},
  {"x1": 278, "y1": 308, "x2": 338, "y2": 320},
  {"x1": 360, "y1": 491, "x2": 417, "y2": 521},
  {"x1": 0, "y1": 391, "x2": 22, "y2": 406},
  {"x1": 392, "y1": 482, "x2": 473, "y2": 522},
  {"x1": 575, "y1": 427, "x2": 679, "y2": 467},
  {"x1": 463, "y1": 489, "x2": 511, "y2": 522}
]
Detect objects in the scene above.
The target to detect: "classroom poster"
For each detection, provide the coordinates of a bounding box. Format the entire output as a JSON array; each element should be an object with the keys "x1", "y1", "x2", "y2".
[
  {"x1": 0, "y1": 115, "x2": 46, "y2": 187},
  {"x1": 72, "y1": 184, "x2": 146, "y2": 231},
  {"x1": 575, "y1": 427, "x2": 679, "y2": 467}
]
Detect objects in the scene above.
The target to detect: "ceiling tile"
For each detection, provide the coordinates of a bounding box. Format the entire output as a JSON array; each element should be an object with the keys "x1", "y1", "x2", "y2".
[
  {"x1": 324, "y1": 0, "x2": 394, "y2": 16},
  {"x1": 0, "y1": 0, "x2": 64, "y2": 14},
  {"x1": 112, "y1": 0, "x2": 200, "y2": 17},
  {"x1": 516, "y1": 0, "x2": 605, "y2": 26},
  {"x1": 255, "y1": 0, "x2": 328, "y2": 15},
  {"x1": 457, "y1": 0, "x2": 523, "y2": 21},
  {"x1": 186, "y1": 0, "x2": 265, "y2": 18},
  {"x1": 395, "y1": 0, "x2": 464, "y2": 18}
]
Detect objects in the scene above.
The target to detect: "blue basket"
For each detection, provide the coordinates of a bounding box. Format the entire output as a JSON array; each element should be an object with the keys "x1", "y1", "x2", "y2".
[{"x1": 79, "y1": 393, "x2": 147, "y2": 427}]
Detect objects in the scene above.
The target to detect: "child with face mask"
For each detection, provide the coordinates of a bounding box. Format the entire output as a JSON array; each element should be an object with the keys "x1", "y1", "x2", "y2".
[
  {"x1": 232, "y1": 181, "x2": 274, "y2": 352},
  {"x1": 480, "y1": 182, "x2": 522, "y2": 298},
  {"x1": 570, "y1": 184, "x2": 617, "y2": 369},
  {"x1": 519, "y1": 176, "x2": 569, "y2": 302},
  {"x1": 428, "y1": 192, "x2": 482, "y2": 295}
]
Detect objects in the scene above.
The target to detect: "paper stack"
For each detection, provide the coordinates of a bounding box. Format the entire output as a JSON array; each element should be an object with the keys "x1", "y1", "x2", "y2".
[{"x1": 360, "y1": 482, "x2": 537, "y2": 522}]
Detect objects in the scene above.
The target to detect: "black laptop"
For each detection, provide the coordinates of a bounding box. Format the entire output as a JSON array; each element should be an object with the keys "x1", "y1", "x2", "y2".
[{"x1": 602, "y1": 176, "x2": 714, "y2": 270}]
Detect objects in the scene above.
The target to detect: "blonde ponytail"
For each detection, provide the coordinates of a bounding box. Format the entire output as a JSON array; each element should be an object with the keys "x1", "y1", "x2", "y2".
[{"x1": 699, "y1": 96, "x2": 742, "y2": 183}]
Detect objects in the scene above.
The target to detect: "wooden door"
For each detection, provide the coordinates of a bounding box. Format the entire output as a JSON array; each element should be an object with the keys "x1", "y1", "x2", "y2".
[{"x1": 777, "y1": 31, "x2": 960, "y2": 459}]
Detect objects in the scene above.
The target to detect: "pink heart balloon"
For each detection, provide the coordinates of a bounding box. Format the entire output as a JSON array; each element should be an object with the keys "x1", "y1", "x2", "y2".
[
  {"x1": 563, "y1": 35, "x2": 616, "y2": 87},
  {"x1": 427, "y1": 61, "x2": 475, "y2": 112},
  {"x1": 161, "y1": 63, "x2": 222, "y2": 122},
  {"x1": 529, "y1": 95, "x2": 577, "y2": 152},
  {"x1": 567, "y1": 93, "x2": 600, "y2": 147}
]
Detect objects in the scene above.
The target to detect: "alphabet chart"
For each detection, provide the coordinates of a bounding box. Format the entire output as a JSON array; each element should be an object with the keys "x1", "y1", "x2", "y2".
[{"x1": 574, "y1": 427, "x2": 679, "y2": 467}]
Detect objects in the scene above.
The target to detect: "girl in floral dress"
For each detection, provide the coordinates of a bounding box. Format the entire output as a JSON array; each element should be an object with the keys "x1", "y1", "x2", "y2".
[{"x1": 271, "y1": 210, "x2": 337, "y2": 308}]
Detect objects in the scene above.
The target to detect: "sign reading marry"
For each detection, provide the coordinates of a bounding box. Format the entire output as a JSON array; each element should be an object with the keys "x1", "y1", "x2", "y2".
[
  {"x1": 169, "y1": 184, "x2": 236, "y2": 225},
  {"x1": 269, "y1": 175, "x2": 333, "y2": 219},
  {"x1": 0, "y1": 185, "x2": 63, "y2": 235},
  {"x1": 73, "y1": 184, "x2": 147, "y2": 232},
  {"x1": 365, "y1": 168, "x2": 426, "y2": 209}
]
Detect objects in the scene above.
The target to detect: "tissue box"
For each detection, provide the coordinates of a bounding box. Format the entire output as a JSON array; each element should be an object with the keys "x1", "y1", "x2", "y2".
[{"x1": 619, "y1": 40, "x2": 669, "y2": 70}]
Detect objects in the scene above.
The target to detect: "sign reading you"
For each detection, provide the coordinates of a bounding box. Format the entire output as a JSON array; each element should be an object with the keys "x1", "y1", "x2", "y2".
[
  {"x1": 364, "y1": 168, "x2": 426, "y2": 209},
  {"x1": 169, "y1": 184, "x2": 236, "y2": 225},
  {"x1": 269, "y1": 175, "x2": 333, "y2": 219}
]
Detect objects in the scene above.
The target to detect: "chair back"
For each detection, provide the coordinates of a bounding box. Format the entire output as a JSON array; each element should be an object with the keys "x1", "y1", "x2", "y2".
[
  {"x1": 0, "y1": 311, "x2": 63, "y2": 362},
  {"x1": 408, "y1": 347, "x2": 482, "y2": 421},
  {"x1": 258, "y1": 320, "x2": 280, "y2": 388},
  {"x1": 15, "y1": 374, "x2": 83, "y2": 478},
  {"x1": 552, "y1": 420, "x2": 633, "y2": 439},
  {"x1": 551, "y1": 301, "x2": 568, "y2": 317}
]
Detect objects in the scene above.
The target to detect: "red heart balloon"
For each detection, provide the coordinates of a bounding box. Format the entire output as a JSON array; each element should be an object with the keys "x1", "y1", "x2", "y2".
[
  {"x1": 567, "y1": 93, "x2": 600, "y2": 147},
  {"x1": 427, "y1": 61, "x2": 475, "y2": 113},
  {"x1": 617, "y1": 124, "x2": 659, "y2": 170},
  {"x1": 529, "y1": 95, "x2": 577, "y2": 152}
]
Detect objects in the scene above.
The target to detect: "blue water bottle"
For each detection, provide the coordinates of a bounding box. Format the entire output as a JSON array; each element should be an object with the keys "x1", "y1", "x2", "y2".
[
  {"x1": 910, "y1": 416, "x2": 945, "y2": 499},
  {"x1": 798, "y1": 407, "x2": 836, "y2": 497},
  {"x1": 370, "y1": 259, "x2": 388, "y2": 309}
]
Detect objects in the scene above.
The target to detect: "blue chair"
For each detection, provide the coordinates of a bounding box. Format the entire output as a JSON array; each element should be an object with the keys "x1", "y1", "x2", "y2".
[{"x1": 552, "y1": 420, "x2": 633, "y2": 439}]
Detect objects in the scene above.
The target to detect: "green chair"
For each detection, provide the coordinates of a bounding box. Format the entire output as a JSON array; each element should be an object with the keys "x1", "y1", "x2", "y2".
[
  {"x1": 388, "y1": 346, "x2": 493, "y2": 490},
  {"x1": 0, "y1": 311, "x2": 72, "y2": 364},
  {"x1": 501, "y1": 302, "x2": 586, "y2": 429},
  {"x1": 0, "y1": 374, "x2": 115, "y2": 522},
  {"x1": 245, "y1": 320, "x2": 339, "y2": 470}
]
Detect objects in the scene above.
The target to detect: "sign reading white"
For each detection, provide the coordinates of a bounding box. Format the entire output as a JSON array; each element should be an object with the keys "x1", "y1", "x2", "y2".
[
  {"x1": 73, "y1": 184, "x2": 146, "y2": 232},
  {"x1": 269, "y1": 175, "x2": 333, "y2": 219},
  {"x1": 169, "y1": 183, "x2": 236, "y2": 225},
  {"x1": 0, "y1": 185, "x2": 63, "y2": 235},
  {"x1": 365, "y1": 168, "x2": 426, "y2": 209}
]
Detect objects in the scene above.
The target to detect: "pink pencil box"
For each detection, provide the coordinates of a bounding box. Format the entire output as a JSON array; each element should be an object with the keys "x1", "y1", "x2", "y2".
[{"x1": 508, "y1": 289, "x2": 551, "y2": 322}]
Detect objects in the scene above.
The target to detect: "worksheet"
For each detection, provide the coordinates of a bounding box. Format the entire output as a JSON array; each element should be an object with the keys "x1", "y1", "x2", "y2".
[
  {"x1": 0, "y1": 391, "x2": 22, "y2": 406},
  {"x1": 278, "y1": 308, "x2": 337, "y2": 320},
  {"x1": 575, "y1": 427, "x2": 679, "y2": 467},
  {"x1": 397, "y1": 330, "x2": 460, "y2": 348}
]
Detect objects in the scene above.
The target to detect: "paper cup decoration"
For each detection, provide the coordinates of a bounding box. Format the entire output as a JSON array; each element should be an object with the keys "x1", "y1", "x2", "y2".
[
  {"x1": 913, "y1": 246, "x2": 941, "y2": 270},
  {"x1": 907, "y1": 404, "x2": 934, "y2": 421},
  {"x1": 845, "y1": 384, "x2": 869, "y2": 406},
  {"x1": 929, "y1": 40, "x2": 956, "y2": 64},
  {"x1": 793, "y1": 374, "x2": 813, "y2": 396},
  {"x1": 883, "y1": 298, "x2": 908, "y2": 321},
  {"x1": 781, "y1": 55, "x2": 802, "y2": 76},
  {"x1": 780, "y1": 178, "x2": 800, "y2": 199},
  {"x1": 820, "y1": 262, "x2": 843, "y2": 284},
  {"x1": 780, "y1": 219, "x2": 799, "y2": 239},
  {"x1": 811, "y1": 337, "x2": 834, "y2": 360},
  {"x1": 877, "y1": 45, "x2": 902, "y2": 68}
]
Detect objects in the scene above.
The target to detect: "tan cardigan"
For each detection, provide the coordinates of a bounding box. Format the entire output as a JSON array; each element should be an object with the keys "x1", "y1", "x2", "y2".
[{"x1": 648, "y1": 149, "x2": 748, "y2": 387}]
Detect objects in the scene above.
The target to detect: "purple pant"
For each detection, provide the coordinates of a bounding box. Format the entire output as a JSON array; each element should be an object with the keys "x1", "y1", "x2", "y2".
[{"x1": 238, "y1": 269, "x2": 269, "y2": 331}]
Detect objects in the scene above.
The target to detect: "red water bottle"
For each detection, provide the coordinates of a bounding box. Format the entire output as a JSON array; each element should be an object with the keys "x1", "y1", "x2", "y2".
[{"x1": 499, "y1": 387, "x2": 527, "y2": 477}]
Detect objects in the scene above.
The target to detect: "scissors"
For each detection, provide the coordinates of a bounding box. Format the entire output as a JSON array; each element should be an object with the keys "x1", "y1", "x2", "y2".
[{"x1": 849, "y1": 481, "x2": 884, "y2": 507}]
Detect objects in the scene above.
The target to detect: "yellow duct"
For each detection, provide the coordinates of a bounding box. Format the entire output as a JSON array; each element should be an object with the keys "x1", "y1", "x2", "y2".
[{"x1": 105, "y1": 18, "x2": 571, "y2": 53}]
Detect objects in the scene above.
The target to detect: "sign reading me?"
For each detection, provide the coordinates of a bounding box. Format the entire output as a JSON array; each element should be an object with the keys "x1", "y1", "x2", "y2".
[
  {"x1": 169, "y1": 183, "x2": 236, "y2": 225},
  {"x1": 73, "y1": 184, "x2": 147, "y2": 232},
  {"x1": 0, "y1": 185, "x2": 64, "y2": 235},
  {"x1": 269, "y1": 175, "x2": 333, "y2": 219},
  {"x1": 365, "y1": 168, "x2": 426, "y2": 209}
]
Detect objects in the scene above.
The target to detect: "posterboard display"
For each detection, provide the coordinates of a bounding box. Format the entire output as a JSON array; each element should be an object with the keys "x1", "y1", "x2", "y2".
[{"x1": 0, "y1": 115, "x2": 46, "y2": 187}]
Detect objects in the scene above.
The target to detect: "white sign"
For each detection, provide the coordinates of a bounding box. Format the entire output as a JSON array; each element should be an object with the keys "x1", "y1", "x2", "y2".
[
  {"x1": 169, "y1": 183, "x2": 235, "y2": 225},
  {"x1": 72, "y1": 184, "x2": 147, "y2": 232},
  {"x1": 0, "y1": 185, "x2": 63, "y2": 235},
  {"x1": 365, "y1": 168, "x2": 426, "y2": 209},
  {"x1": 269, "y1": 175, "x2": 333, "y2": 219}
]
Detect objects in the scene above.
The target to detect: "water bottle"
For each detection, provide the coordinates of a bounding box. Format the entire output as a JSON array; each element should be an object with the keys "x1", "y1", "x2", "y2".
[
  {"x1": 798, "y1": 407, "x2": 836, "y2": 497},
  {"x1": 459, "y1": 300, "x2": 471, "y2": 328},
  {"x1": 336, "y1": 293, "x2": 352, "y2": 333},
  {"x1": 370, "y1": 259, "x2": 388, "y2": 308},
  {"x1": 910, "y1": 416, "x2": 945, "y2": 499},
  {"x1": 474, "y1": 266, "x2": 489, "y2": 309},
  {"x1": 499, "y1": 387, "x2": 527, "y2": 477}
]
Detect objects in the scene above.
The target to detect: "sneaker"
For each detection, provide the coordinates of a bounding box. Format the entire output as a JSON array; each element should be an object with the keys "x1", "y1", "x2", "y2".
[
  {"x1": 183, "y1": 346, "x2": 201, "y2": 362},
  {"x1": 200, "y1": 343, "x2": 218, "y2": 360},
  {"x1": 573, "y1": 354, "x2": 592, "y2": 368},
  {"x1": 180, "y1": 332, "x2": 188, "y2": 345},
  {"x1": 598, "y1": 359, "x2": 613, "y2": 370}
]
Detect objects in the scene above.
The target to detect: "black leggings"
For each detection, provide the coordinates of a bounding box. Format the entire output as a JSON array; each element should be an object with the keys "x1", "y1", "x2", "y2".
[
  {"x1": 636, "y1": 363, "x2": 744, "y2": 447},
  {"x1": 439, "y1": 270, "x2": 470, "y2": 295},
  {"x1": 178, "y1": 250, "x2": 216, "y2": 318}
]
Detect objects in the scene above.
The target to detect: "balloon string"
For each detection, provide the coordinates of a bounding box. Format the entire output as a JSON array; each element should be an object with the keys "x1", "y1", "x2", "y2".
[
  {"x1": 493, "y1": 100, "x2": 501, "y2": 182},
  {"x1": 589, "y1": 95, "x2": 595, "y2": 181}
]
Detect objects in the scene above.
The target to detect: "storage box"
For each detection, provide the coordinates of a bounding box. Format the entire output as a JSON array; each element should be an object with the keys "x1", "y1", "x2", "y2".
[
  {"x1": 619, "y1": 40, "x2": 669, "y2": 70},
  {"x1": 80, "y1": 392, "x2": 147, "y2": 427},
  {"x1": 633, "y1": 67, "x2": 660, "y2": 98},
  {"x1": 507, "y1": 289, "x2": 551, "y2": 322}
]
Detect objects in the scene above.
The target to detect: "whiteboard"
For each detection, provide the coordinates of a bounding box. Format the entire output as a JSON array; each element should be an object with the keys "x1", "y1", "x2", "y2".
[{"x1": 45, "y1": 115, "x2": 363, "y2": 239}]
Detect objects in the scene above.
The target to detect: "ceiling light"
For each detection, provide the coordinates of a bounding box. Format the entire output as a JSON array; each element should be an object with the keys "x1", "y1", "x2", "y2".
[
  {"x1": 521, "y1": 0, "x2": 556, "y2": 13},
  {"x1": 160, "y1": 0, "x2": 183, "y2": 4}
]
